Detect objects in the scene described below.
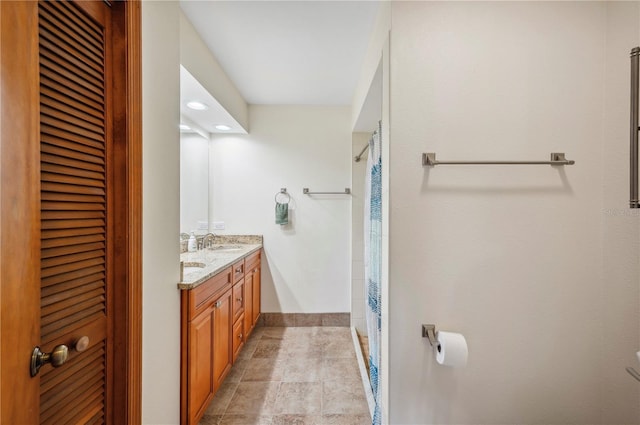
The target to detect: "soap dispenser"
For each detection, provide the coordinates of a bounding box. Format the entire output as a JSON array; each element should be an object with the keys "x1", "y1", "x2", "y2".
[{"x1": 187, "y1": 231, "x2": 197, "y2": 252}]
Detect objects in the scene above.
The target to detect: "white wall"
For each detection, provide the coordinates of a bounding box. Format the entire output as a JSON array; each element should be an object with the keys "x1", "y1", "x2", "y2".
[
  {"x1": 142, "y1": 2, "x2": 181, "y2": 424},
  {"x1": 210, "y1": 105, "x2": 351, "y2": 313},
  {"x1": 601, "y1": 1, "x2": 640, "y2": 420},
  {"x1": 351, "y1": 1, "x2": 390, "y2": 131},
  {"x1": 388, "y1": 2, "x2": 639, "y2": 423},
  {"x1": 180, "y1": 133, "x2": 209, "y2": 234},
  {"x1": 179, "y1": 11, "x2": 249, "y2": 132}
]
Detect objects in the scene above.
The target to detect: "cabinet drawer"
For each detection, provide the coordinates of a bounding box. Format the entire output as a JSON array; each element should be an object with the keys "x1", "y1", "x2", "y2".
[
  {"x1": 232, "y1": 260, "x2": 245, "y2": 283},
  {"x1": 232, "y1": 314, "x2": 245, "y2": 363},
  {"x1": 245, "y1": 250, "x2": 260, "y2": 272},
  {"x1": 190, "y1": 267, "x2": 232, "y2": 317},
  {"x1": 232, "y1": 280, "x2": 245, "y2": 323}
]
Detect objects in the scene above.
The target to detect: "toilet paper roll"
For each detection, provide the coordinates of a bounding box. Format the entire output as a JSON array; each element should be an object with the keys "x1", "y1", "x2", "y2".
[{"x1": 435, "y1": 331, "x2": 468, "y2": 367}]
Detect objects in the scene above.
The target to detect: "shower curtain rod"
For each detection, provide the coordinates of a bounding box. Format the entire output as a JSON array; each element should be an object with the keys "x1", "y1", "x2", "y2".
[
  {"x1": 354, "y1": 123, "x2": 381, "y2": 162},
  {"x1": 354, "y1": 143, "x2": 369, "y2": 162}
]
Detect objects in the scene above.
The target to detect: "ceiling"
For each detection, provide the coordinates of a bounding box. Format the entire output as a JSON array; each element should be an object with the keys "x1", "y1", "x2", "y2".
[
  {"x1": 179, "y1": 0, "x2": 381, "y2": 106},
  {"x1": 180, "y1": 65, "x2": 247, "y2": 136}
]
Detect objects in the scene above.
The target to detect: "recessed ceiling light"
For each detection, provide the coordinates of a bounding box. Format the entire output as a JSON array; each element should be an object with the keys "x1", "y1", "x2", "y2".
[
  {"x1": 186, "y1": 101, "x2": 208, "y2": 111},
  {"x1": 179, "y1": 124, "x2": 191, "y2": 131},
  {"x1": 215, "y1": 125, "x2": 231, "y2": 131}
]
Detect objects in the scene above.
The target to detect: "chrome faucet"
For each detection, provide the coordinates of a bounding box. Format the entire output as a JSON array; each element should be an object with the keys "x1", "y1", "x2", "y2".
[{"x1": 201, "y1": 233, "x2": 216, "y2": 249}]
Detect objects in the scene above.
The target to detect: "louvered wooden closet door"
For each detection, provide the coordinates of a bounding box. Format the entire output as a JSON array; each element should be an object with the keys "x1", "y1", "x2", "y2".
[{"x1": 39, "y1": 1, "x2": 113, "y2": 423}]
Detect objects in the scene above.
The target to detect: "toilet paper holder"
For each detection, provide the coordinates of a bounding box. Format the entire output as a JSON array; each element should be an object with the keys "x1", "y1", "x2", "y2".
[{"x1": 422, "y1": 324, "x2": 438, "y2": 347}]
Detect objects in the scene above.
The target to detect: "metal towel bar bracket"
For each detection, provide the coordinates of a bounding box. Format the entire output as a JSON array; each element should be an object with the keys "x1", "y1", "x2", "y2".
[
  {"x1": 422, "y1": 324, "x2": 437, "y2": 347},
  {"x1": 627, "y1": 367, "x2": 640, "y2": 382},
  {"x1": 303, "y1": 188, "x2": 351, "y2": 195},
  {"x1": 422, "y1": 152, "x2": 575, "y2": 167}
]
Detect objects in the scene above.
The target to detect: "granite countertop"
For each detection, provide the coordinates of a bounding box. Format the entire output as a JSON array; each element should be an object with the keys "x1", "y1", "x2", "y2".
[{"x1": 177, "y1": 236, "x2": 262, "y2": 290}]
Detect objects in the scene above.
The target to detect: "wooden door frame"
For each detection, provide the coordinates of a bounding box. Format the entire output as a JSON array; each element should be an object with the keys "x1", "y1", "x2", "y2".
[
  {"x1": 110, "y1": 1, "x2": 142, "y2": 423},
  {"x1": 0, "y1": 1, "x2": 142, "y2": 423}
]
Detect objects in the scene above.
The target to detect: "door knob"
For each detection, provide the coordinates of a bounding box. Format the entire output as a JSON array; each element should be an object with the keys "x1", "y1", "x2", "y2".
[
  {"x1": 30, "y1": 336, "x2": 89, "y2": 377},
  {"x1": 30, "y1": 344, "x2": 69, "y2": 377}
]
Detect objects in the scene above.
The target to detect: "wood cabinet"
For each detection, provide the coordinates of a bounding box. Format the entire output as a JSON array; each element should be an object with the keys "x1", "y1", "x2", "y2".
[
  {"x1": 188, "y1": 303, "x2": 215, "y2": 422},
  {"x1": 213, "y1": 289, "x2": 233, "y2": 390},
  {"x1": 181, "y1": 267, "x2": 232, "y2": 425},
  {"x1": 243, "y1": 276, "x2": 253, "y2": 339},
  {"x1": 181, "y1": 249, "x2": 261, "y2": 425},
  {"x1": 243, "y1": 251, "x2": 261, "y2": 338},
  {"x1": 232, "y1": 314, "x2": 245, "y2": 362}
]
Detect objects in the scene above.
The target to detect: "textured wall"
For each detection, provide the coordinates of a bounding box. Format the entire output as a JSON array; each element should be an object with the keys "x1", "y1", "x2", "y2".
[
  {"x1": 211, "y1": 105, "x2": 352, "y2": 313},
  {"x1": 388, "y1": 2, "x2": 639, "y2": 423},
  {"x1": 142, "y1": 2, "x2": 181, "y2": 423}
]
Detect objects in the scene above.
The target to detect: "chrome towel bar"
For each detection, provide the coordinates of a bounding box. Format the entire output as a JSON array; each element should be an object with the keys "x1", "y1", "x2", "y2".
[
  {"x1": 303, "y1": 188, "x2": 351, "y2": 195},
  {"x1": 422, "y1": 152, "x2": 575, "y2": 167}
]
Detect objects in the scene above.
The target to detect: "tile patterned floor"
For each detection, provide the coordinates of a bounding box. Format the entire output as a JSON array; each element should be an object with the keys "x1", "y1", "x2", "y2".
[{"x1": 199, "y1": 326, "x2": 371, "y2": 425}]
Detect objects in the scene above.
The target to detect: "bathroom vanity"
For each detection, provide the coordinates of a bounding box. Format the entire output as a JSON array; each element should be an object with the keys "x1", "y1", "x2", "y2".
[{"x1": 178, "y1": 239, "x2": 262, "y2": 425}]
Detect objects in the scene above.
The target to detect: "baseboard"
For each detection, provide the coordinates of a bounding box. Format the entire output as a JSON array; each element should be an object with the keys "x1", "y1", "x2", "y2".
[{"x1": 260, "y1": 312, "x2": 350, "y2": 327}]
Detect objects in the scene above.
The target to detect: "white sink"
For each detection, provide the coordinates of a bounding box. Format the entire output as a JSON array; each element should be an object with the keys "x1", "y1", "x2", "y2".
[
  {"x1": 182, "y1": 262, "x2": 206, "y2": 275},
  {"x1": 209, "y1": 245, "x2": 243, "y2": 252}
]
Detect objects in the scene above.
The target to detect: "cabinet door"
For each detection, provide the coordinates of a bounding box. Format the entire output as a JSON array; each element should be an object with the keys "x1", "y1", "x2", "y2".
[
  {"x1": 213, "y1": 289, "x2": 233, "y2": 390},
  {"x1": 232, "y1": 279, "x2": 245, "y2": 324},
  {"x1": 244, "y1": 275, "x2": 253, "y2": 338},
  {"x1": 232, "y1": 314, "x2": 245, "y2": 363},
  {"x1": 252, "y1": 265, "x2": 261, "y2": 327},
  {"x1": 189, "y1": 305, "x2": 215, "y2": 423}
]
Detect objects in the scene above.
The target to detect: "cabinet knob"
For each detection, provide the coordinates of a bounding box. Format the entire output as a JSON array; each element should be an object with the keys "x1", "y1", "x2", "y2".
[
  {"x1": 236, "y1": 297, "x2": 242, "y2": 302},
  {"x1": 238, "y1": 333, "x2": 243, "y2": 341},
  {"x1": 235, "y1": 267, "x2": 242, "y2": 273}
]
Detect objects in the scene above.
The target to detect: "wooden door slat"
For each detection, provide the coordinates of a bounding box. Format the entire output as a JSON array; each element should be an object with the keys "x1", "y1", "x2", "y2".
[
  {"x1": 41, "y1": 92, "x2": 104, "y2": 129},
  {"x1": 45, "y1": 0, "x2": 103, "y2": 51},
  {"x1": 41, "y1": 86, "x2": 102, "y2": 122},
  {"x1": 42, "y1": 138, "x2": 105, "y2": 163},
  {"x1": 42, "y1": 241, "x2": 105, "y2": 260},
  {"x1": 42, "y1": 210, "x2": 104, "y2": 221},
  {"x1": 42, "y1": 172, "x2": 104, "y2": 190},
  {"x1": 40, "y1": 343, "x2": 105, "y2": 391},
  {"x1": 42, "y1": 201, "x2": 105, "y2": 212},
  {"x1": 42, "y1": 264, "x2": 106, "y2": 289},
  {"x1": 41, "y1": 248, "x2": 105, "y2": 269},
  {"x1": 42, "y1": 277, "x2": 104, "y2": 306},
  {"x1": 59, "y1": 390, "x2": 104, "y2": 425},
  {"x1": 41, "y1": 107, "x2": 104, "y2": 140},
  {"x1": 42, "y1": 272, "x2": 105, "y2": 300},
  {"x1": 39, "y1": 51, "x2": 103, "y2": 96},
  {"x1": 42, "y1": 162, "x2": 104, "y2": 181},
  {"x1": 39, "y1": 39, "x2": 103, "y2": 95},
  {"x1": 40, "y1": 367, "x2": 104, "y2": 420},
  {"x1": 41, "y1": 218, "x2": 105, "y2": 230},
  {"x1": 42, "y1": 182, "x2": 105, "y2": 196},
  {"x1": 39, "y1": 12, "x2": 104, "y2": 71},
  {"x1": 42, "y1": 288, "x2": 105, "y2": 327},
  {"x1": 41, "y1": 233, "x2": 105, "y2": 249},
  {"x1": 41, "y1": 257, "x2": 105, "y2": 280},
  {"x1": 41, "y1": 310, "x2": 104, "y2": 345},
  {"x1": 41, "y1": 192, "x2": 105, "y2": 204},
  {"x1": 42, "y1": 226, "x2": 105, "y2": 242},
  {"x1": 40, "y1": 75, "x2": 103, "y2": 113},
  {"x1": 42, "y1": 148, "x2": 104, "y2": 170}
]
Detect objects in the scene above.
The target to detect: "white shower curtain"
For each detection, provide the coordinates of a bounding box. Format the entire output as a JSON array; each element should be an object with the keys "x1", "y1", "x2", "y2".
[{"x1": 364, "y1": 121, "x2": 382, "y2": 425}]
